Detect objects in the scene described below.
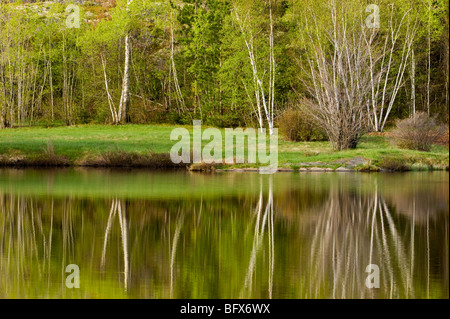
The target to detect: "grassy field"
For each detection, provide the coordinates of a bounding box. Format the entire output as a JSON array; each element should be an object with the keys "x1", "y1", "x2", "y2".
[{"x1": 0, "y1": 124, "x2": 448, "y2": 171}]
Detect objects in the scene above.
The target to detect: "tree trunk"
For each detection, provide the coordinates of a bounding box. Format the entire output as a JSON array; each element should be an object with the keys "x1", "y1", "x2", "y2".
[
  {"x1": 119, "y1": 34, "x2": 131, "y2": 123},
  {"x1": 119, "y1": 0, "x2": 133, "y2": 124},
  {"x1": 411, "y1": 49, "x2": 416, "y2": 120},
  {"x1": 427, "y1": 1, "x2": 431, "y2": 117}
]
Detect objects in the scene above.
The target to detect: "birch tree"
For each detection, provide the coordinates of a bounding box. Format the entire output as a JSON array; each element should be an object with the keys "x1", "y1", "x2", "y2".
[
  {"x1": 168, "y1": 3, "x2": 186, "y2": 114},
  {"x1": 232, "y1": 0, "x2": 276, "y2": 134},
  {"x1": 118, "y1": 0, "x2": 133, "y2": 123},
  {"x1": 299, "y1": 1, "x2": 374, "y2": 150},
  {"x1": 410, "y1": 48, "x2": 416, "y2": 119},
  {"x1": 80, "y1": 0, "x2": 142, "y2": 125},
  {"x1": 365, "y1": 5, "x2": 418, "y2": 132}
]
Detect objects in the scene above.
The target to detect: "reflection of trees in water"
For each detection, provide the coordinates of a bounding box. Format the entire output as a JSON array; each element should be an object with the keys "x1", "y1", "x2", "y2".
[
  {"x1": 0, "y1": 175, "x2": 448, "y2": 298},
  {"x1": 101, "y1": 198, "x2": 129, "y2": 291},
  {"x1": 240, "y1": 176, "x2": 274, "y2": 299},
  {"x1": 169, "y1": 210, "x2": 183, "y2": 299},
  {"x1": 305, "y1": 184, "x2": 448, "y2": 299},
  {"x1": 235, "y1": 177, "x2": 445, "y2": 299},
  {"x1": 0, "y1": 195, "x2": 134, "y2": 297},
  {"x1": 0, "y1": 195, "x2": 67, "y2": 297}
]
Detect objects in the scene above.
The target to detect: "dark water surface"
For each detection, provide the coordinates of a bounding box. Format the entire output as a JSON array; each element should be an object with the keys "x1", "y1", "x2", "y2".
[{"x1": 0, "y1": 169, "x2": 448, "y2": 299}]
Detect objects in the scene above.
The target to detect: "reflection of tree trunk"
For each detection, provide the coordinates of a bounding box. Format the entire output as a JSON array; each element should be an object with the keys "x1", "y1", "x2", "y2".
[
  {"x1": 426, "y1": 208, "x2": 430, "y2": 298},
  {"x1": 381, "y1": 198, "x2": 413, "y2": 297},
  {"x1": 170, "y1": 213, "x2": 183, "y2": 299},
  {"x1": 47, "y1": 200, "x2": 53, "y2": 292},
  {"x1": 101, "y1": 199, "x2": 117, "y2": 269},
  {"x1": 241, "y1": 177, "x2": 273, "y2": 299},
  {"x1": 101, "y1": 198, "x2": 130, "y2": 291},
  {"x1": 30, "y1": 200, "x2": 41, "y2": 276},
  {"x1": 117, "y1": 200, "x2": 129, "y2": 291},
  {"x1": 268, "y1": 185, "x2": 274, "y2": 299},
  {"x1": 61, "y1": 198, "x2": 75, "y2": 292},
  {"x1": 410, "y1": 200, "x2": 415, "y2": 293}
]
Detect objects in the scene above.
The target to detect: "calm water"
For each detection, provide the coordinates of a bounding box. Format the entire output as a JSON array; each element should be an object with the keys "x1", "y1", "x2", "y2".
[{"x1": 0, "y1": 169, "x2": 448, "y2": 299}]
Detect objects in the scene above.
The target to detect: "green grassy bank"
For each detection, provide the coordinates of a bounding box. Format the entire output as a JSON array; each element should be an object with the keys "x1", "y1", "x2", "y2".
[{"x1": 0, "y1": 124, "x2": 448, "y2": 171}]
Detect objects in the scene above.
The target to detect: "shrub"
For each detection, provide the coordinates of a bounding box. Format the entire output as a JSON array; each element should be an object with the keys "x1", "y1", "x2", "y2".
[
  {"x1": 81, "y1": 150, "x2": 186, "y2": 168},
  {"x1": 377, "y1": 156, "x2": 410, "y2": 171},
  {"x1": 278, "y1": 108, "x2": 328, "y2": 142},
  {"x1": 392, "y1": 113, "x2": 446, "y2": 152}
]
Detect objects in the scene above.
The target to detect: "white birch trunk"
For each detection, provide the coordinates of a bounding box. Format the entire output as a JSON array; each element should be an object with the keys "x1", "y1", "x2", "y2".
[
  {"x1": 427, "y1": 1, "x2": 431, "y2": 117},
  {"x1": 234, "y1": 6, "x2": 275, "y2": 134},
  {"x1": 118, "y1": 0, "x2": 133, "y2": 123},
  {"x1": 101, "y1": 54, "x2": 119, "y2": 124},
  {"x1": 410, "y1": 49, "x2": 416, "y2": 120},
  {"x1": 119, "y1": 33, "x2": 131, "y2": 123}
]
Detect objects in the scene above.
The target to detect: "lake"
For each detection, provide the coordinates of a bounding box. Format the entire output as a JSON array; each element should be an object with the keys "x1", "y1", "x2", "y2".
[{"x1": 0, "y1": 169, "x2": 448, "y2": 299}]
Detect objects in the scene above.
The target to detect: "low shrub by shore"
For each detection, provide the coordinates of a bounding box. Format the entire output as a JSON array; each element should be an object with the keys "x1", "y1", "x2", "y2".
[
  {"x1": 78, "y1": 150, "x2": 187, "y2": 169},
  {"x1": 0, "y1": 149, "x2": 187, "y2": 169}
]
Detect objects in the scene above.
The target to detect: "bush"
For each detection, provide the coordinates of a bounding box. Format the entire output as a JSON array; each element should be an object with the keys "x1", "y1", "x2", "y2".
[
  {"x1": 377, "y1": 156, "x2": 410, "y2": 172},
  {"x1": 392, "y1": 113, "x2": 446, "y2": 152},
  {"x1": 278, "y1": 108, "x2": 328, "y2": 142},
  {"x1": 80, "y1": 150, "x2": 186, "y2": 168}
]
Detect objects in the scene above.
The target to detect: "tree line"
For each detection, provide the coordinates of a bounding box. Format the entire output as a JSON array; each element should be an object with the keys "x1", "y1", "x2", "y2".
[{"x1": 0, "y1": 0, "x2": 448, "y2": 149}]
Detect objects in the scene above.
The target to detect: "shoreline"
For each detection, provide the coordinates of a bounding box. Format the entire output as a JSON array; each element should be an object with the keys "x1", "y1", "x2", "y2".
[{"x1": 0, "y1": 159, "x2": 448, "y2": 173}]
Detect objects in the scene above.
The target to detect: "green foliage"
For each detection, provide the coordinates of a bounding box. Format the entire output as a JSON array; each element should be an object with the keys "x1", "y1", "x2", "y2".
[{"x1": 0, "y1": 0, "x2": 448, "y2": 135}]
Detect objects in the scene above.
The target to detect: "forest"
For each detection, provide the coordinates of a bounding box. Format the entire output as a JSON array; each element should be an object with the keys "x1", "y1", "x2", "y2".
[{"x1": 0, "y1": 0, "x2": 448, "y2": 151}]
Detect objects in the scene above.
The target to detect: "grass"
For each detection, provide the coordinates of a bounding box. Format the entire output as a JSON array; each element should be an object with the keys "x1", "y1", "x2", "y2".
[
  {"x1": 279, "y1": 134, "x2": 448, "y2": 166},
  {"x1": 0, "y1": 124, "x2": 448, "y2": 171}
]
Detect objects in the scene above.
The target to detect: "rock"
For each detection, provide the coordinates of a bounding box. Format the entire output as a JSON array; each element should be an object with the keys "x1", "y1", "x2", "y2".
[{"x1": 332, "y1": 157, "x2": 370, "y2": 168}]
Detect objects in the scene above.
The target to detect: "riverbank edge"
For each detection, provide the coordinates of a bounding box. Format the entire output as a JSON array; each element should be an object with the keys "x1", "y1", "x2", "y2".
[{"x1": 0, "y1": 152, "x2": 448, "y2": 173}]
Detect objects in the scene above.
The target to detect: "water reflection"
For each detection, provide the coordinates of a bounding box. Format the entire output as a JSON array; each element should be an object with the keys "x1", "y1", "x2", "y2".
[
  {"x1": 240, "y1": 177, "x2": 274, "y2": 299},
  {"x1": 101, "y1": 199, "x2": 129, "y2": 291},
  {"x1": 307, "y1": 186, "x2": 417, "y2": 298},
  {"x1": 0, "y1": 170, "x2": 448, "y2": 299}
]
